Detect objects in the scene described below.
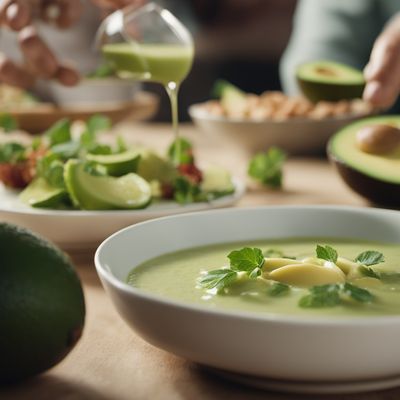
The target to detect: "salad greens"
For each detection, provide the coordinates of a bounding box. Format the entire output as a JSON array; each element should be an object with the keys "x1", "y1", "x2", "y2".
[{"x1": 0, "y1": 115, "x2": 235, "y2": 210}]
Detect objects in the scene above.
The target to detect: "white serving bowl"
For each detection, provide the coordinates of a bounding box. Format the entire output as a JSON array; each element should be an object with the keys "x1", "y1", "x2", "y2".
[
  {"x1": 189, "y1": 104, "x2": 370, "y2": 156},
  {"x1": 95, "y1": 206, "x2": 400, "y2": 386},
  {"x1": 49, "y1": 78, "x2": 138, "y2": 106}
]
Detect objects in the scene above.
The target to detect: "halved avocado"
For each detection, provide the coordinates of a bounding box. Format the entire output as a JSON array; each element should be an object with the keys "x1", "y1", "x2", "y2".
[
  {"x1": 328, "y1": 115, "x2": 400, "y2": 206},
  {"x1": 297, "y1": 61, "x2": 365, "y2": 103}
]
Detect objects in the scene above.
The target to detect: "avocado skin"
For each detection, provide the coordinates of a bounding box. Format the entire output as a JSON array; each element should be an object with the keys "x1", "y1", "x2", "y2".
[
  {"x1": 297, "y1": 79, "x2": 365, "y2": 103},
  {"x1": 329, "y1": 153, "x2": 400, "y2": 206}
]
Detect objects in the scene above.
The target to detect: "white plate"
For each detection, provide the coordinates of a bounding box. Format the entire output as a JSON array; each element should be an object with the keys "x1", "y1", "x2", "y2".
[
  {"x1": 189, "y1": 104, "x2": 370, "y2": 156},
  {"x1": 95, "y1": 206, "x2": 400, "y2": 392},
  {"x1": 0, "y1": 179, "x2": 244, "y2": 250}
]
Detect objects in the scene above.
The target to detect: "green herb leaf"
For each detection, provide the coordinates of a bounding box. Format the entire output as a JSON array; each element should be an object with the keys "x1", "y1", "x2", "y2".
[
  {"x1": 197, "y1": 269, "x2": 237, "y2": 290},
  {"x1": 45, "y1": 118, "x2": 71, "y2": 146},
  {"x1": 299, "y1": 284, "x2": 341, "y2": 308},
  {"x1": 168, "y1": 137, "x2": 193, "y2": 165},
  {"x1": 36, "y1": 153, "x2": 65, "y2": 188},
  {"x1": 50, "y1": 141, "x2": 80, "y2": 159},
  {"x1": 0, "y1": 142, "x2": 25, "y2": 163},
  {"x1": 228, "y1": 247, "x2": 264, "y2": 273},
  {"x1": 355, "y1": 251, "x2": 385, "y2": 266},
  {"x1": 248, "y1": 147, "x2": 286, "y2": 188},
  {"x1": 0, "y1": 113, "x2": 18, "y2": 132},
  {"x1": 87, "y1": 114, "x2": 111, "y2": 135},
  {"x1": 248, "y1": 267, "x2": 262, "y2": 279},
  {"x1": 268, "y1": 282, "x2": 290, "y2": 297},
  {"x1": 358, "y1": 265, "x2": 381, "y2": 279},
  {"x1": 173, "y1": 176, "x2": 200, "y2": 204},
  {"x1": 343, "y1": 282, "x2": 374, "y2": 303},
  {"x1": 315, "y1": 244, "x2": 338, "y2": 263}
]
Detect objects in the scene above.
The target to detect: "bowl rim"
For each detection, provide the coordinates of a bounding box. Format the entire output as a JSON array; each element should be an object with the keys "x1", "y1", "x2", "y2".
[
  {"x1": 188, "y1": 103, "x2": 371, "y2": 125},
  {"x1": 95, "y1": 204, "x2": 400, "y2": 326}
]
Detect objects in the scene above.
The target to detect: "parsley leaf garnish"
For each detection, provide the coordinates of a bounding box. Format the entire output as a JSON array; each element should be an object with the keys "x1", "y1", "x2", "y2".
[
  {"x1": 358, "y1": 265, "x2": 380, "y2": 279},
  {"x1": 268, "y1": 282, "x2": 290, "y2": 297},
  {"x1": 168, "y1": 137, "x2": 193, "y2": 165},
  {"x1": 343, "y1": 282, "x2": 374, "y2": 303},
  {"x1": 355, "y1": 251, "x2": 384, "y2": 266},
  {"x1": 228, "y1": 247, "x2": 264, "y2": 274},
  {"x1": 45, "y1": 118, "x2": 71, "y2": 146},
  {"x1": 197, "y1": 269, "x2": 237, "y2": 290},
  {"x1": 0, "y1": 113, "x2": 18, "y2": 132},
  {"x1": 173, "y1": 176, "x2": 200, "y2": 204},
  {"x1": 316, "y1": 244, "x2": 338, "y2": 263},
  {"x1": 299, "y1": 284, "x2": 341, "y2": 308},
  {"x1": 248, "y1": 147, "x2": 286, "y2": 188},
  {"x1": 0, "y1": 142, "x2": 25, "y2": 163}
]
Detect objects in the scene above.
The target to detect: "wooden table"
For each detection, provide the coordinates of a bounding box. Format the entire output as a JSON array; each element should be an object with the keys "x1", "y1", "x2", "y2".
[{"x1": 3, "y1": 123, "x2": 397, "y2": 400}]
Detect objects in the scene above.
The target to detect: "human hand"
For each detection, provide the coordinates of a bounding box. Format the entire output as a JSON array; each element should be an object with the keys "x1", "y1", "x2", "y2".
[
  {"x1": 0, "y1": 0, "x2": 82, "y2": 88},
  {"x1": 363, "y1": 13, "x2": 400, "y2": 109}
]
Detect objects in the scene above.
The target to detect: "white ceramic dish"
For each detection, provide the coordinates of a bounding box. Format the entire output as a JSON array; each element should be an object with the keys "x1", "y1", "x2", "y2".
[
  {"x1": 49, "y1": 78, "x2": 138, "y2": 106},
  {"x1": 0, "y1": 179, "x2": 244, "y2": 250},
  {"x1": 95, "y1": 205, "x2": 400, "y2": 393},
  {"x1": 189, "y1": 104, "x2": 370, "y2": 156}
]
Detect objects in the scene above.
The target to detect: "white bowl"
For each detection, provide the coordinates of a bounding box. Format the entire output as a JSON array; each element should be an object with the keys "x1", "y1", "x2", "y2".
[
  {"x1": 95, "y1": 205, "x2": 400, "y2": 387},
  {"x1": 49, "y1": 78, "x2": 138, "y2": 106},
  {"x1": 189, "y1": 104, "x2": 369, "y2": 156}
]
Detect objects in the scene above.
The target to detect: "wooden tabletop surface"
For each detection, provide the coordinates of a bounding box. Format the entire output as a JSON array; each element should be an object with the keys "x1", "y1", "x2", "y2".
[{"x1": 3, "y1": 122, "x2": 398, "y2": 400}]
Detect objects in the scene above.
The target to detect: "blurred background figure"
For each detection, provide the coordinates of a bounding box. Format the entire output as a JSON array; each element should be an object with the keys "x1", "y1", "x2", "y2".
[{"x1": 281, "y1": 0, "x2": 400, "y2": 111}]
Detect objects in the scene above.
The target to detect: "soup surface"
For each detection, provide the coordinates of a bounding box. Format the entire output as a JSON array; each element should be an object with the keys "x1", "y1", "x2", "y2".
[{"x1": 127, "y1": 238, "x2": 400, "y2": 318}]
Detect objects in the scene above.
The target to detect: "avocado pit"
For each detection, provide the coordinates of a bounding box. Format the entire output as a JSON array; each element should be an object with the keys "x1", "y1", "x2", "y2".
[{"x1": 356, "y1": 124, "x2": 400, "y2": 155}]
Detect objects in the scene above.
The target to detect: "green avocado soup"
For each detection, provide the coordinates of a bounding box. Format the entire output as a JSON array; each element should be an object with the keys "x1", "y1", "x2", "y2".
[{"x1": 127, "y1": 238, "x2": 400, "y2": 318}]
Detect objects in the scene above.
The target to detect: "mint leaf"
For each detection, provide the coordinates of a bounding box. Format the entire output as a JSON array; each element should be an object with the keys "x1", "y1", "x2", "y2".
[
  {"x1": 358, "y1": 265, "x2": 380, "y2": 279},
  {"x1": 87, "y1": 114, "x2": 111, "y2": 135},
  {"x1": 343, "y1": 282, "x2": 374, "y2": 303},
  {"x1": 45, "y1": 118, "x2": 71, "y2": 146},
  {"x1": 51, "y1": 141, "x2": 80, "y2": 159},
  {"x1": 268, "y1": 282, "x2": 290, "y2": 297},
  {"x1": 0, "y1": 113, "x2": 18, "y2": 132},
  {"x1": 299, "y1": 284, "x2": 340, "y2": 308},
  {"x1": 228, "y1": 247, "x2": 264, "y2": 273},
  {"x1": 248, "y1": 147, "x2": 286, "y2": 188},
  {"x1": 168, "y1": 137, "x2": 193, "y2": 165},
  {"x1": 197, "y1": 269, "x2": 237, "y2": 290},
  {"x1": 316, "y1": 245, "x2": 338, "y2": 263},
  {"x1": 355, "y1": 251, "x2": 384, "y2": 266},
  {"x1": 36, "y1": 153, "x2": 65, "y2": 188},
  {"x1": 0, "y1": 142, "x2": 25, "y2": 163}
]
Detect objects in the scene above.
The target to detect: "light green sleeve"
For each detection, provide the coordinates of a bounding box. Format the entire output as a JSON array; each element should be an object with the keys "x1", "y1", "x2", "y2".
[{"x1": 280, "y1": 0, "x2": 381, "y2": 95}]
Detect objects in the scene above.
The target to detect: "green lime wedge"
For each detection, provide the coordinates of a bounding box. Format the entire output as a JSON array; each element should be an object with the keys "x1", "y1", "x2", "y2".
[
  {"x1": 137, "y1": 151, "x2": 178, "y2": 184},
  {"x1": 86, "y1": 150, "x2": 141, "y2": 176},
  {"x1": 64, "y1": 160, "x2": 151, "y2": 210},
  {"x1": 200, "y1": 166, "x2": 235, "y2": 194},
  {"x1": 19, "y1": 178, "x2": 67, "y2": 208}
]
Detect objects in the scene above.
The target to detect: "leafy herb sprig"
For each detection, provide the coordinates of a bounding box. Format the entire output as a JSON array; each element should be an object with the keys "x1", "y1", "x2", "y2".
[
  {"x1": 248, "y1": 147, "x2": 286, "y2": 188},
  {"x1": 197, "y1": 247, "x2": 265, "y2": 290},
  {"x1": 299, "y1": 282, "x2": 374, "y2": 308}
]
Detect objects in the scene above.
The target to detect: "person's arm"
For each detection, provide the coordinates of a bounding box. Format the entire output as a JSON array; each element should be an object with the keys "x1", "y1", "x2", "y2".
[{"x1": 280, "y1": 0, "x2": 380, "y2": 95}]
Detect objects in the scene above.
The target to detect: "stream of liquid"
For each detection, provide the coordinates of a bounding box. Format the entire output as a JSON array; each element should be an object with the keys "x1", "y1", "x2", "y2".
[{"x1": 102, "y1": 43, "x2": 194, "y2": 164}]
